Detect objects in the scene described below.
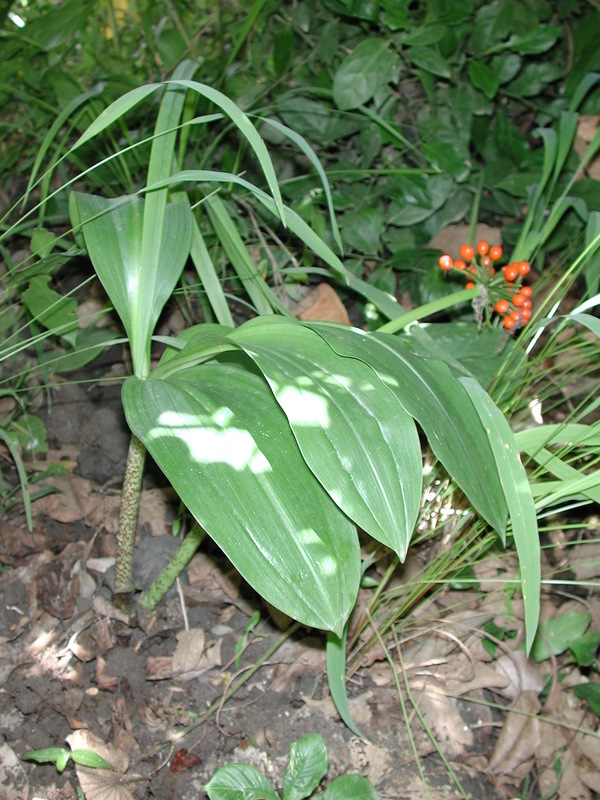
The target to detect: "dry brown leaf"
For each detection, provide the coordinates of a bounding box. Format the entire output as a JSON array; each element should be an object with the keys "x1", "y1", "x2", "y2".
[
  {"x1": 65, "y1": 729, "x2": 144, "y2": 800},
  {"x1": 271, "y1": 638, "x2": 326, "y2": 694},
  {"x1": 146, "y1": 629, "x2": 222, "y2": 681},
  {"x1": 487, "y1": 691, "x2": 541, "y2": 774},
  {"x1": 574, "y1": 115, "x2": 600, "y2": 180},
  {"x1": 34, "y1": 475, "x2": 104, "y2": 524},
  {"x1": 570, "y1": 541, "x2": 600, "y2": 581},
  {"x1": 427, "y1": 223, "x2": 502, "y2": 257},
  {"x1": 416, "y1": 682, "x2": 473, "y2": 758},
  {"x1": 96, "y1": 656, "x2": 118, "y2": 691},
  {"x1": 294, "y1": 283, "x2": 351, "y2": 325},
  {"x1": 494, "y1": 651, "x2": 545, "y2": 700}
]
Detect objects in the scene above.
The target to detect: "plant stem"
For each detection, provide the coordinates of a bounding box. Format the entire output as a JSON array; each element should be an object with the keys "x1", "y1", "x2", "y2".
[
  {"x1": 378, "y1": 286, "x2": 480, "y2": 334},
  {"x1": 140, "y1": 523, "x2": 207, "y2": 610},
  {"x1": 114, "y1": 433, "x2": 146, "y2": 596}
]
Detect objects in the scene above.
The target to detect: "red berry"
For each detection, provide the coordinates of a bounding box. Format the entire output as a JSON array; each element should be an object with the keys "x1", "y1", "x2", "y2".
[
  {"x1": 489, "y1": 245, "x2": 503, "y2": 261},
  {"x1": 495, "y1": 299, "x2": 509, "y2": 315},
  {"x1": 504, "y1": 264, "x2": 518, "y2": 282},
  {"x1": 460, "y1": 244, "x2": 475, "y2": 261},
  {"x1": 503, "y1": 316, "x2": 516, "y2": 330},
  {"x1": 439, "y1": 254, "x2": 453, "y2": 271},
  {"x1": 517, "y1": 261, "x2": 530, "y2": 275},
  {"x1": 465, "y1": 281, "x2": 476, "y2": 290},
  {"x1": 520, "y1": 285, "x2": 532, "y2": 298},
  {"x1": 477, "y1": 240, "x2": 489, "y2": 256},
  {"x1": 523, "y1": 299, "x2": 532, "y2": 310},
  {"x1": 509, "y1": 309, "x2": 522, "y2": 322},
  {"x1": 454, "y1": 259, "x2": 467, "y2": 270},
  {"x1": 521, "y1": 308, "x2": 531, "y2": 322},
  {"x1": 512, "y1": 293, "x2": 526, "y2": 307}
]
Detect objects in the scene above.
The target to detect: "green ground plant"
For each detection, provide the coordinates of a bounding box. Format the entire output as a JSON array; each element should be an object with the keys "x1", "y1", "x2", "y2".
[{"x1": 2, "y1": 4, "x2": 599, "y2": 795}]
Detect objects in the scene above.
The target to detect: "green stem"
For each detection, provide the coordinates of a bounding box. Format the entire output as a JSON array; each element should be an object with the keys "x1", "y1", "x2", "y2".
[
  {"x1": 114, "y1": 433, "x2": 146, "y2": 596},
  {"x1": 140, "y1": 523, "x2": 206, "y2": 611},
  {"x1": 378, "y1": 286, "x2": 480, "y2": 334}
]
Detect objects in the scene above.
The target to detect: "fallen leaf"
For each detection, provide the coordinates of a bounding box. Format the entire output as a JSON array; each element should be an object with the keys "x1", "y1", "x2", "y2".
[
  {"x1": 487, "y1": 691, "x2": 541, "y2": 775},
  {"x1": 294, "y1": 283, "x2": 351, "y2": 325}
]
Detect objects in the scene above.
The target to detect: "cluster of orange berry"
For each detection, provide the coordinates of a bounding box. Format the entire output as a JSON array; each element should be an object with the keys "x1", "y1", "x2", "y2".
[{"x1": 438, "y1": 241, "x2": 532, "y2": 330}]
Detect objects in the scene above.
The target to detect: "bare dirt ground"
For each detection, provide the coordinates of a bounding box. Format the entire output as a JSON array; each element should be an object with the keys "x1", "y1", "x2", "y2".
[{"x1": 1, "y1": 330, "x2": 599, "y2": 800}]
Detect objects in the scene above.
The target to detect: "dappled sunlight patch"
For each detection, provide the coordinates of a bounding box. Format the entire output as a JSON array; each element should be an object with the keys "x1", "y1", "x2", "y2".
[
  {"x1": 152, "y1": 410, "x2": 272, "y2": 474},
  {"x1": 276, "y1": 385, "x2": 330, "y2": 427}
]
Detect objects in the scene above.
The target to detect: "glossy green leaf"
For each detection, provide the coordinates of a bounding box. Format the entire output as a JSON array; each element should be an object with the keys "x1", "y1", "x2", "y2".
[
  {"x1": 123, "y1": 365, "x2": 360, "y2": 635},
  {"x1": 333, "y1": 38, "x2": 395, "y2": 110},
  {"x1": 283, "y1": 734, "x2": 329, "y2": 800},
  {"x1": 306, "y1": 323, "x2": 508, "y2": 537},
  {"x1": 460, "y1": 377, "x2": 539, "y2": 652},
  {"x1": 231, "y1": 318, "x2": 422, "y2": 560},
  {"x1": 70, "y1": 193, "x2": 193, "y2": 375},
  {"x1": 205, "y1": 764, "x2": 278, "y2": 800},
  {"x1": 530, "y1": 612, "x2": 591, "y2": 662},
  {"x1": 70, "y1": 750, "x2": 115, "y2": 770}
]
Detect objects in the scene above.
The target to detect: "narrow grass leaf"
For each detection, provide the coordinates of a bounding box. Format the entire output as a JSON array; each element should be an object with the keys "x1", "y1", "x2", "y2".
[
  {"x1": 459, "y1": 376, "x2": 540, "y2": 653},
  {"x1": 326, "y1": 631, "x2": 363, "y2": 737},
  {"x1": 72, "y1": 85, "x2": 161, "y2": 150},
  {"x1": 123, "y1": 365, "x2": 360, "y2": 635},
  {"x1": 259, "y1": 117, "x2": 343, "y2": 253},
  {"x1": 204, "y1": 194, "x2": 289, "y2": 316}
]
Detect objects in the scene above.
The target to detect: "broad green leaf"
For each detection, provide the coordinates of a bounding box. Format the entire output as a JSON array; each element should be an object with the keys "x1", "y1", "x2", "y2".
[
  {"x1": 570, "y1": 631, "x2": 600, "y2": 667},
  {"x1": 205, "y1": 764, "x2": 278, "y2": 800},
  {"x1": 283, "y1": 734, "x2": 329, "y2": 800},
  {"x1": 22, "y1": 275, "x2": 78, "y2": 336},
  {"x1": 406, "y1": 46, "x2": 452, "y2": 79},
  {"x1": 530, "y1": 612, "x2": 591, "y2": 662},
  {"x1": 307, "y1": 324, "x2": 508, "y2": 537},
  {"x1": 460, "y1": 377, "x2": 539, "y2": 653},
  {"x1": 507, "y1": 26, "x2": 561, "y2": 55},
  {"x1": 123, "y1": 365, "x2": 360, "y2": 635},
  {"x1": 573, "y1": 683, "x2": 600, "y2": 717},
  {"x1": 70, "y1": 193, "x2": 193, "y2": 376},
  {"x1": 322, "y1": 774, "x2": 383, "y2": 799},
  {"x1": 231, "y1": 318, "x2": 422, "y2": 560},
  {"x1": 469, "y1": 61, "x2": 500, "y2": 99},
  {"x1": 333, "y1": 39, "x2": 395, "y2": 110}
]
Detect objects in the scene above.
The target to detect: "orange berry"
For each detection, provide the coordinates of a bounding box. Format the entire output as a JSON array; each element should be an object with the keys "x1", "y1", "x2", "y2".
[
  {"x1": 468, "y1": 265, "x2": 477, "y2": 274},
  {"x1": 509, "y1": 309, "x2": 522, "y2": 322},
  {"x1": 521, "y1": 308, "x2": 531, "y2": 322},
  {"x1": 460, "y1": 244, "x2": 475, "y2": 261},
  {"x1": 504, "y1": 264, "x2": 518, "y2": 282},
  {"x1": 483, "y1": 255, "x2": 491, "y2": 268},
  {"x1": 523, "y1": 298, "x2": 532, "y2": 310},
  {"x1": 503, "y1": 316, "x2": 516, "y2": 330},
  {"x1": 454, "y1": 259, "x2": 467, "y2": 270},
  {"x1": 512, "y1": 293, "x2": 526, "y2": 307},
  {"x1": 439, "y1": 254, "x2": 453, "y2": 271},
  {"x1": 477, "y1": 240, "x2": 489, "y2": 256},
  {"x1": 489, "y1": 245, "x2": 503, "y2": 261},
  {"x1": 495, "y1": 299, "x2": 509, "y2": 315},
  {"x1": 520, "y1": 285, "x2": 532, "y2": 298},
  {"x1": 465, "y1": 281, "x2": 476, "y2": 290},
  {"x1": 518, "y1": 261, "x2": 530, "y2": 275}
]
